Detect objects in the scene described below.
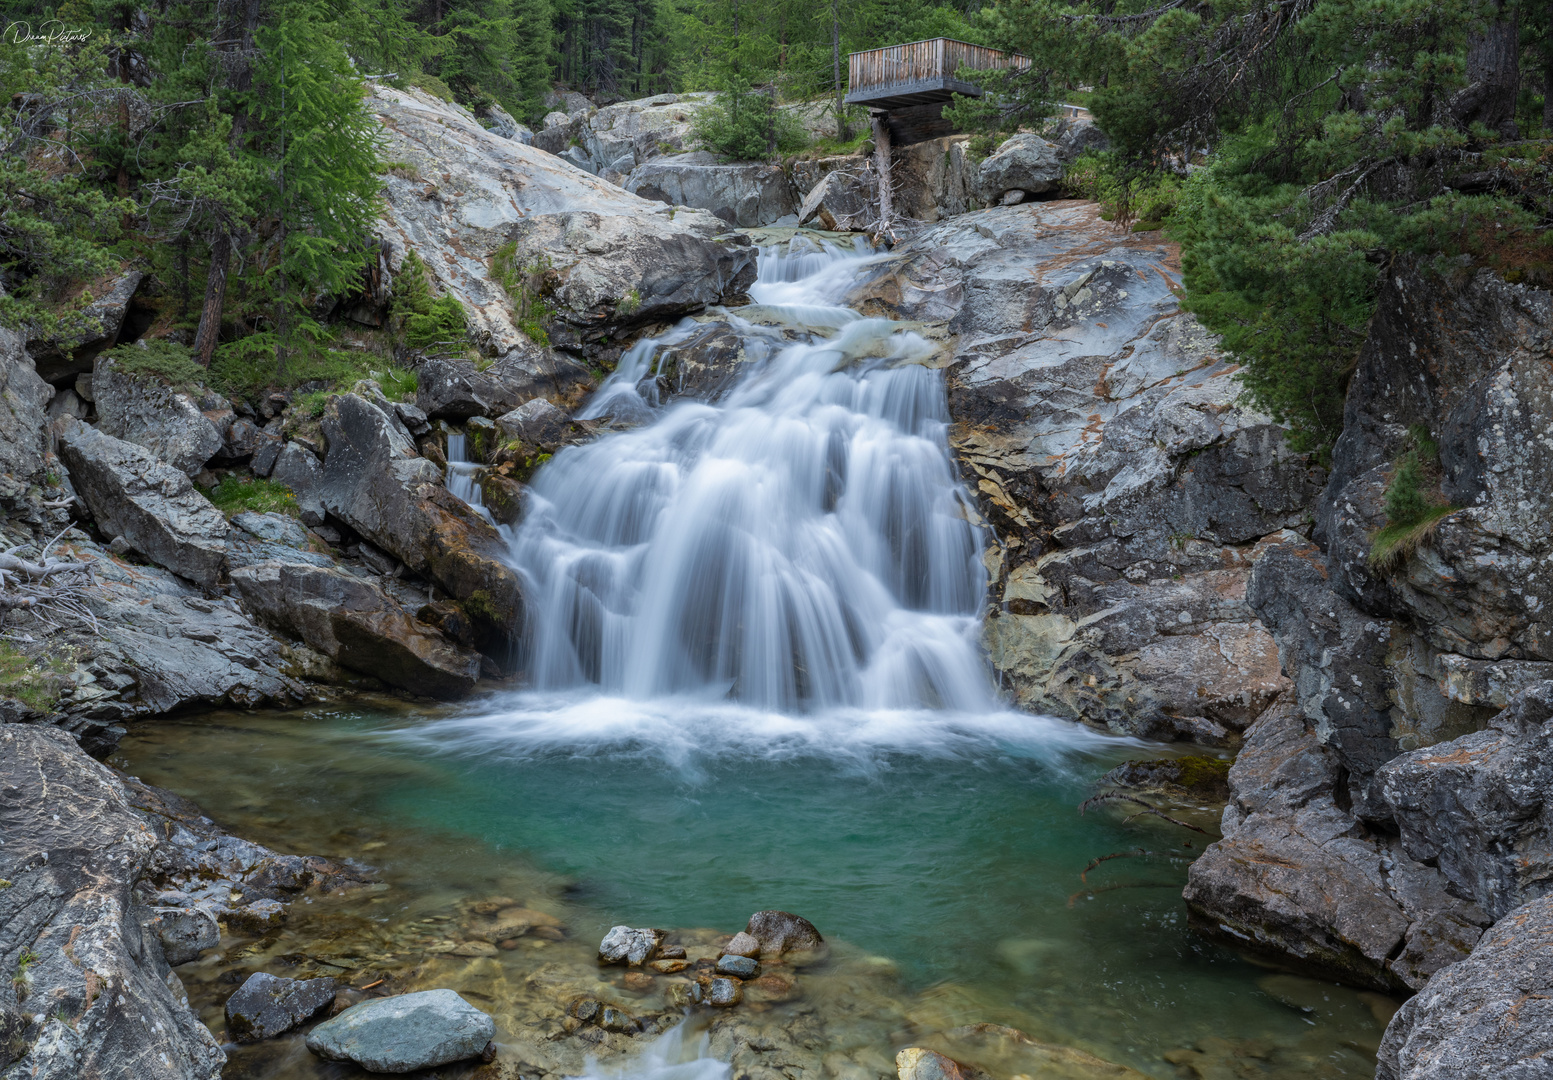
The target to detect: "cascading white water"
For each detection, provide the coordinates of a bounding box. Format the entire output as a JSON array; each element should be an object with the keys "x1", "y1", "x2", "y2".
[
  {"x1": 501, "y1": 238, "x2": 997, "y2": 714},
  {"x1": 445, "y1": 433, "x2": 493, "y2": 524}
]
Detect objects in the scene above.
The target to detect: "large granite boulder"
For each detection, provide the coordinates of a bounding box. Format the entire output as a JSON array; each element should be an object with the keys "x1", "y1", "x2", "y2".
[
  {"x1": 91, "y1": 354, "x2": 224, "y2": 477},
  {"x1": 271, "y1": 442, "x2": 326, "y2": 525},
  {"x1": 1376, "y1": 892, "x2": 1553, "y2": 1080},
  {"x1": 305, "y1": 990, "x2": 495, "y2": 1072},
  {"x1": 975, "y1": 134, "x2": 1063, "y2": 203},
  {"x1": 894, "y1": 136, "x2": 977, "y2": 222},
  {"x1": 0, "y1": 725, "x2": 225, "y2": 1080},
  {"x1": 416, "y1": 345, "x2": 593, "y2": 420},
  {"x1": 0, "y1": 327, "x2": 52, "y2": 486},
  {"x1": 796, "y1": 168, "x2": 879, "y2": 232},
  {"x1": 318, "y1": 393, "x2": 522, "y2": 662},
  {"x1": 369, "y1": 85, "x2": 755, "y2": 355},
  {"x1": 625, "y1": 160, "x2": 797, "y2": 226},
  {"x1": 231, "y1": 561, "x2": 482, "y2": 698},
  {"x1": 56, "y1": 419, "x2": 228, "y2": 589},
  {"x1": 852, "y1": 202, "x2": 1321, "y2": 741}
]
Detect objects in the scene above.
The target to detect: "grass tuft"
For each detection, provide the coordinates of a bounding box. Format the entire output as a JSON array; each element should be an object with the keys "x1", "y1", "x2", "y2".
[
  {"x1": 201, "y1": 476, "x2": 299, "y2": 518},
  {"x1": 1368, "y1": 505, "x2": 1457, "y2": 570}
]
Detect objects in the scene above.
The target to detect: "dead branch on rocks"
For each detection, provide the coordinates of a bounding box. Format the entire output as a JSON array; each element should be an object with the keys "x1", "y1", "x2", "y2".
[
  {"x1": 1067, "y1": 881, "x2": 1182, "y2": 908},
  {"x1": 1080, "y1": 848, "x2": 1156, "y2": 882},
  {"x1": 0, "y1": 525, "x2": 98, "y2": 634}
]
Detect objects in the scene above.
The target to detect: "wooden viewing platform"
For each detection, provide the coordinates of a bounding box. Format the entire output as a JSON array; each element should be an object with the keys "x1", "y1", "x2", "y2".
[{"x1": 846, "y1": 38, "x2": 1031, "y2": 110}]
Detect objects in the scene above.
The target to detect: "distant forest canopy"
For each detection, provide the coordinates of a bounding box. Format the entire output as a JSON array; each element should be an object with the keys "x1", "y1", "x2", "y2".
[{"x1": 0, "y1": 0, "x2": 1549, "y2": 442}]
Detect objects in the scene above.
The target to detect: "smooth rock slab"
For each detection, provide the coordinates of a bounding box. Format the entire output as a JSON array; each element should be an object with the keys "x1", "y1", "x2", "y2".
[
  {"x1": 305, "y1": 989, "x2": 494, "y2": 1073},
  {"x1": 225, "y1": 972, "x2": 337, "y2": 1043}
]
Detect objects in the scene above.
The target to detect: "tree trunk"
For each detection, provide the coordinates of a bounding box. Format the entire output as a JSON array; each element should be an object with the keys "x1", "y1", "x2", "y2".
[
  {"x1": 192, "y1": 0, "x2": 262, "y2": 368},
  {"x1": 193, "y1": 231, "x2": 230, "y2": 366},
  {"x1": 871, "y1": 110, "x2": 893, "y2": 234},
  {"x1": 1454, "y1": 0, "x2": 1520, "y2": 139},
  {"x1": 1544, "y1": 43, "x2": 1552, "y2": 133},
  {"x1": 831, "y1": 0, "x2": 845, "y2": 139}
]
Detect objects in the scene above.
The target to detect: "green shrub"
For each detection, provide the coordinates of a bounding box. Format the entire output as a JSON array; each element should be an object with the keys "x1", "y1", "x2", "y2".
[
  {"x1": 101, "y1": 340, "x2": 205, "y2": 387},
  {"x1": 0, "y1": 642, "x2": 70, "y2": 713},
  {"x1": 392, "y1": 250, "x2": 436, "y2": 319},
  {"x1": 409, "y1": 73, "x2": 455, "y2": 102},
  {"x1": 692, "y1": 79, "x2": 808, "y2": 161},
  {"x1": 1369, "y1": 426, "x2": 1458, "y2": 569},
  {"x1": 211, "y1": 334, "x2": 416, "y2": 402},
  {"x1": 1064, "y1": 150, "x2": 1182, "y2": 228},
  {"x1": 201, "y1": 476, "x2": 299, "y2": 518},
  {"x1": 405, "y1": 294, "x2": 468, "y2": 350},
  {"x1": 491, "y1": 243, "x2": 553, "y2": 346}
]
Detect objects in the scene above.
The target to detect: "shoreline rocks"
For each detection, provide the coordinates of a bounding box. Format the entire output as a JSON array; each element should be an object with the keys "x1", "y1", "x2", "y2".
[{"x1": 305, "y1": 989, "x2": 496, "y2": 1073}]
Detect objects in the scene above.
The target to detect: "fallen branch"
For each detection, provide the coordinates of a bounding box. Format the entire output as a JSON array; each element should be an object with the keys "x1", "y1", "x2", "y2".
[
  {"x1": 1067, "y1": 882, "x2": 1182, "y2": 908},
  {"x1": 1080, "y1": 848, "x2": 1155, "y2": 882}
]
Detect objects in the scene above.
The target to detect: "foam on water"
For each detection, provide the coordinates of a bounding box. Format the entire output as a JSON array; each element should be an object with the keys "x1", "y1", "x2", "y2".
[{"x1": 571, "y1": 1023, "x2": 730, "y2": 1080}]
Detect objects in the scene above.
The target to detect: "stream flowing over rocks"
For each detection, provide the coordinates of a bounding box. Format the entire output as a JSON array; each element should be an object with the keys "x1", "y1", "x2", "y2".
[{"x1": 4, "y1": 76, "x2": 1553, "y2": 1078}]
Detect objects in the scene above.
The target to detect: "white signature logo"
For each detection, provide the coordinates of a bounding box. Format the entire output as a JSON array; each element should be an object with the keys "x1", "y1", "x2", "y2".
[{"x1": 6, "y1": 21, "x2": 93, "y2": 45}]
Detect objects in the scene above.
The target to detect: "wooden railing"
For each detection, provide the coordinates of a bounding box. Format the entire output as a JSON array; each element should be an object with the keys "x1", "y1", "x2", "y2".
[{"x1": 848, "y1": 38, "x2": 1030, "y2": 95}]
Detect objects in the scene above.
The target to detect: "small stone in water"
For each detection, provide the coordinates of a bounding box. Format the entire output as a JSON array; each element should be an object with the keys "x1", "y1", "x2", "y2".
[
  {"x1": 707, "y1": 977, "x2": 742, "y2": 1007},
  {"x1": 715, "y1": 954, "x2": 759, "y2": 979},
  {"x1": 569, "y1": 998, "x2": 601, "y2": 1023},
  {"x1": 896, "y1": 1048, "x2": 968, "y2": 1080},
  {"x1": 450, "y1": 941, "x2": 497, "y2": 957},
  {"x1": 469, "y1": 897, "x2": 518, "y2": 915},
  {"x1": 531, "y1": 925, "x2": 566, "y2": 941},
  {"x1": 622, "y1": 971, "x2": 654, "y2": 992},
  {"x1": 598, "y1": 925, "x2": 662, "y2": 966},
  {"x1": 649, "y1": 959, "x2": 689, "y2": 974},
  {"x1": 599, "y1": 1006, "x2": 637, "y2": 1033},
  {"x1": 497, "y1": 939, "x2": 521, "y2": 950},
  {"x1": 225, "y1": 972, "x2": 337, "y2": 1043},
  {"x1": 722, "y1": 932, "x2": 760, "y2": 958},
  {"x1": 746, "y1": 973, "x2": 798, "y2": 1003},
  {"x1": 657, "y1": 944, "x2": 687, "y2": 959},
  {"x1": 744, "y1": 911, "x2": 823, "y2": 959}
]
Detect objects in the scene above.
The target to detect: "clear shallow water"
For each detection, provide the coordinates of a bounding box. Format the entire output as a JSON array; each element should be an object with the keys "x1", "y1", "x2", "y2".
[
  {"x1": 115, "y1": 703, "x2": 1391, "y2": 1080},
  {"x1": 117, "y1": 236, "x2": 1389, "y2": 1078}
]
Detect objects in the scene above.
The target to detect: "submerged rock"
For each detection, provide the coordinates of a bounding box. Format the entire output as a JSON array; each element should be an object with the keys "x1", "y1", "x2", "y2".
[
  {"x1": 305, "y1": 989, "x2": 495, "y2": 1072},
  {"x1": 154, "y1": 907, "x2": 220, "y2": 966},
  {"x1": 896, "y1": 1047, "x2": 971, "y2": 1080},
  {"x1": 224, "y1": 972, "x2": 337, "y2": 1043},
  {"x1": 57, "y1": 418, "x2": 229, "y2": 589},
  {"x1": 744, "y1": 911, "x2": 823, "y2": 958},
  {"x1": 714, "y1": 954, "x2": 759, "y2": 979}
]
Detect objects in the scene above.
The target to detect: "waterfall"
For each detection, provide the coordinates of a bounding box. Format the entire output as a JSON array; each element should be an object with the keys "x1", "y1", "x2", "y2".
[
  {"x1": 445, "y1": 433, "x2": 494, "y2": 524},
  {"x1": 499, "y1": 237, "x2": 997, "y2": 715}
]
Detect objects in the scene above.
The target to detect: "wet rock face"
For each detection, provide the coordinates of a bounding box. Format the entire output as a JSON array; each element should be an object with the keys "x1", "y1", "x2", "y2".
[
  {"x1": 1377, "y1": 892, "x2": 1553, "y2": 1080},
  {"x1": 57, "y1": 418, "x2": 229, "y2": 590},
  {"x1": 855, "y1": 202, "x2": 1321, "y2": 741},
  {"x1": 92, "y1": 355, "x2": 224, "y2": 477},
  {"x1": 224, "y1": 972, "x2": 337, "y2": 1043},
  {"x1": 305, "y1": 989, "x2": 495, "y2": 1072},
  {"x1": 231, "y1": 561, "x2": 482, "y2": 698},
  {"x1": 416, "y1": 347, "x2": 594, "y2": 421},
  {"x1": 0, "y1": 725, "x2": 226, "y2": 1080},
  {"x1": 318, "y1": 393, "x2": 522, "y2": 663}
]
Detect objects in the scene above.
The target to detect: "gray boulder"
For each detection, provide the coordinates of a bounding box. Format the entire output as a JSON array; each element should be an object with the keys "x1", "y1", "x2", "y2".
[
  {"x1": 30, "y1": 271, "x2": 143, "y2": 381},
  {"x1": 975, "y1": 134, "x2": 1064, "y2": 203},
  {"x1": 271, "y1": 442, "x2": 326, "y2": 526},
  {"x1": 1380, "y1": 681, "x2": 1553, "y2": 922},
  {"x1": 598, "y1": 926, "x2": 662, "y2": 966},
  {"x1": 0, "y1": 327, "x2": 52, "y2": 484},
  {"x1": 495, "y1": 398, "x2": 574, "y2": 452},
  {"x1": 224, "y1": 972, "x2": 337, "y2": 1043},
  {"x1": 305, "y1": 989, "x2": 495, "y2": 1072},
  {"x1": 317, "y1": 394, "x2": 522, "y2": 662},
  {"x1": 796, "y1": 168, "x2": 878, "y2": 232},
  {"x1": 1377, "y1": 892, "x2": 1553, "y2": 1080},
  {"x1": 483, "y1": 102, "x2": 532, "y2": 143},
  {"x1": 0, "y1": 725, "x2": 226, "y2": 1080},
  {"x1": 57, "y1": 419, "x2": 228, "y2": 589},
  {"x1": 625, "y1": 161, "x2": 797, "y2": 227},
  {"x1": 416, "y1": 347, "x2": 593, "y2": 420},
  {"x1": 1043, "y1": 115, "x2": 1110, "y2": 162},
  {"x1": 153, "y1": 907, "x2": 219, "y2": 966},
  {"x1": 92, "y1": 354, "x2": 224, "y2": 477},
  {"x1": 231, "y1": 561, "x2": 482, "y2": 698},
  {"x1": 744, "y1": 910, "x2": 823, "y2": 958}
]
